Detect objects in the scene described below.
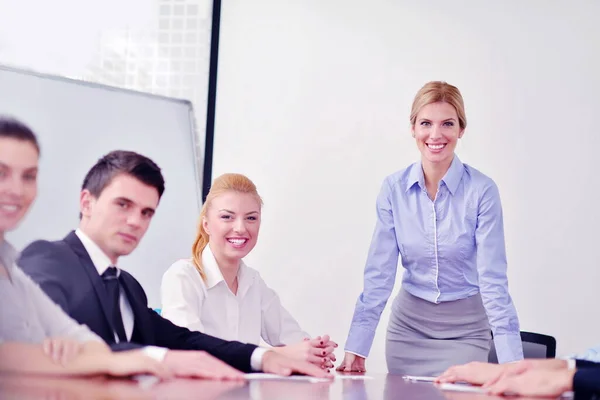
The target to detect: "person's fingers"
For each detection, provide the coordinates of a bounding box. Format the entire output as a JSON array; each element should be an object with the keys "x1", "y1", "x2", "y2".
[
  {"x1": 51, "y1": 339, "x2": 61, "y2": 362},
  {"x1": 306, "y1": 354, "x2": 320, "y2": 364},
  {"x1": 272, "y1": 363, "x2": 292, "y2": 376},
  {"x1": 319, "y1": 335, "x2": 330, "y2": 346},
  {"x1": 514, "y1": 362, "x2": 530, "y2": 375},
  {"x1": 205, "y1": 360, "x2": 245, "y2": 380},
  {"x1": 205, "y1": 369, "x2": 231, "y2": 380},
  {"x1": 337, "y1": 357, "x2": 360, "y2": 372},
  {"x1": 435, "y1": 367, "x2": 457, "y2": 382},
  {"x1": 322, "y1": 346, "x2": 335, "y2": 356},
  {"x1": 310, "y1": 346, "x2": 335, "y2": 358},
  {"x1": 157, "y1": 363, "x2": 174, "y2": 380},
  {"x1": 145, "y1": 360, "x2": 173, "y2": 380},
  {"x1": 336, "y1": 355, "x2": 355, "y2": 372},
  {"x1": 293, "y1": 361, "x2": 332, "y2": 378},
  {"x1": 46, "y1": 339, "x2": 57, "y2": 361},
  {"x1": 353, "y1": 362, "x2": 366, "y2": 373},
  {"x1": 199, "y1": 367, "x2": 235, "y2": 380},
  {"x1": 483, "y1": 364, "x2": 526, "y2": 389},
  {"x1": 43, "y1": 338, "x2": 52, "y2": 358},
  {"x1": 223, "y1": 371, "x2": 245, "y2": 381},
  {"x1": 436, "y1": 369, "x2": 450, "y2": 379},
  {"x1": 305, "y1": 337, "x2": 323, "y2": 348},
  {"x1": 485, "y1": 380, "x2": 509, "y2": 396},
  {"x1": 223, "y1": 373, "x2": 245, "y2": 381},
  {"x1": 61, "y1": 343, "x2": 74, "y2": 365},
  {"x1": 65, "y1": 342, "x2": 83, "y2": 365},
  {"x1": 60, "y1": 343, "x2": 70, "y2": 365},
  {"x1": 196, "y1": 370, "x2": 221, "y2": 380},
  {"x1": 482, "y1": 372, "x2": 505, "y2": 388},
  {"x1": 436, "y1": 375, "x2": 457, "y2": 383},
  {"x1": 185, "y1": 365, "x2": 221, "y2": 380},
  {"x1": 309, "y1": 336, "x2": 328, "y2": 347},
  {"x1": 219, "y1": 368, "x2": 245, "y2": 380},
  {"x1": 322, "y1": 360, "x2": 334, "y2": 369},
  {"x1": 343, "y1": 359, "x2": 353, "y2": 371}
]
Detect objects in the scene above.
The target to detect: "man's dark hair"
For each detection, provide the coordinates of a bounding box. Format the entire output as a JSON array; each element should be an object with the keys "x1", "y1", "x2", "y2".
[
  {"x1": 0, "y1": 116, "x2": 41, "y2": 153},
  {"x1": 82, "y1": 150, "x2": 165, "y2": 199}
]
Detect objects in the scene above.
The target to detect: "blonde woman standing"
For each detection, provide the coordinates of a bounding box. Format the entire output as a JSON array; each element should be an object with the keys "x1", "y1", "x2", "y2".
[
  {"x1": 337, "y1": 82, "x2": 523, "y2": 376},
  {"x1": 161, "y1": 173, "x2": 336, "y2": 369}
]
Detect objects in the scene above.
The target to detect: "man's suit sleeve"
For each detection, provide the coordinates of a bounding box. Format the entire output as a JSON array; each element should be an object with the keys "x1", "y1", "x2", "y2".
[
  {"x1": 17, "y1": 241, "x2": 70, "y2": 312},
  {"x1": 577, "y1": 359, "x2": 600, "y2": 369},
  {"x1": 148, "y1": 310, "x2": 258, "y2": 372},
  {"x1": 573, "y1": 366, "x2": 600, "y2": 396}
]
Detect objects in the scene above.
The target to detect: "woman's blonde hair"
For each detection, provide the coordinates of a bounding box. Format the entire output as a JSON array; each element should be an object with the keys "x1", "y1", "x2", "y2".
[
  {"x1": 410, "y1": 81, "x2": 467, "y2": 130},
  {"x1": 191, "y1": 173, "x2": 263, "y2": 281}
]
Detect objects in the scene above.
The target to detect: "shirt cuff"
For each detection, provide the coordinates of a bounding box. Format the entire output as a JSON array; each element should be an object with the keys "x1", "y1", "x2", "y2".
[
  {"x1": 492, "y1": 333, "x2": 524, "y2": 363},
  {"x1": 250, "y1": 347, "x2": 268, "y2": 371},
  {"x1": 560, "y1": 357, "x2": 577, "y2": 370},
  {"x1": 344, "y1": 325, "x2": 375, "y2": 358},
  {"x1": 346, "y1": 350, "x2": 367, "y2": 359},
  {"x1": 142, "y1": 346, "x2": 169, "y2": 362}
]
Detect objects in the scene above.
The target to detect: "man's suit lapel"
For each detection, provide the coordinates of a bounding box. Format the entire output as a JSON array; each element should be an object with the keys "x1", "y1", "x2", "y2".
[{"x1": 63, "y1": 231, "x2": 116, "y2": 341}]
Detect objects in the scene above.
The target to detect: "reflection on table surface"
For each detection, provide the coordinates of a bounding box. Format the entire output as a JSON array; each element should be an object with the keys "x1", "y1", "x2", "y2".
[{"x1": 0, "y1": 372, "x2": 542, "y2": 400}]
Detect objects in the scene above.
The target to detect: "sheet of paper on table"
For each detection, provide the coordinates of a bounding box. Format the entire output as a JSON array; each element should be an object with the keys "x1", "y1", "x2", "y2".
[
  {"x1": 402, "y1": 375, "x2": 437, "y2": 383},
  {"x1": 437, "y1": 383, "x2": 486, "y2": 394},
  {"x1": 439, "y1": 383, "x2": 575, "y2": 398}
]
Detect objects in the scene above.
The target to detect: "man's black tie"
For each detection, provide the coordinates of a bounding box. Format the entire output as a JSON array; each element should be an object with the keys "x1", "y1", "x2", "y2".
[{"x1": 101, "y1": 266, "x2": 128, "y2": 342}]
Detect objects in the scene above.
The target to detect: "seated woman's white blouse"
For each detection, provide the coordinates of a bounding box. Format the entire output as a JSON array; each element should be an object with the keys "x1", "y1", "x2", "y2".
[{"x1": 160, "y1": 246, "x2": 309, "y2": 346}]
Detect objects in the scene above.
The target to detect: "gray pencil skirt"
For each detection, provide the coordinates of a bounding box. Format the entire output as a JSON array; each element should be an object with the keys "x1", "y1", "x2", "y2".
[{"x1": 385, "y1": 287, "x2": 492, "y2": 376}]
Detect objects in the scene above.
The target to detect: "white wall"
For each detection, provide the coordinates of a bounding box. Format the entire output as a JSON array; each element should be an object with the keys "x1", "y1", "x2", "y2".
[{"x1": 213, "y1": 0, "x2": 600, "y2": 372}]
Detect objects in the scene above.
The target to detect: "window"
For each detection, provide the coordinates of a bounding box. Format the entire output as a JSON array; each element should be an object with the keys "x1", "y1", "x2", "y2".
[
  {"x1": 173, "y1": 5, "x2": 185, "y2": 15},
  {"x1": 172, "y1": 18, "x2": 184, "y2": 29}
]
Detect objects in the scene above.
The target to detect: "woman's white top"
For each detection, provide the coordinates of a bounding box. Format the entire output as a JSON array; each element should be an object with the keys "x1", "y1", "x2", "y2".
[{"x1": 160, "y1": 245, "x2": 308, "y2": 346}]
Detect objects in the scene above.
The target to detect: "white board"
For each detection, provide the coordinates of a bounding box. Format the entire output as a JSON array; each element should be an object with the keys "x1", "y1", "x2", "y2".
[{"x1": 1, "y1": 65, "x2": 202, "y2": 307}]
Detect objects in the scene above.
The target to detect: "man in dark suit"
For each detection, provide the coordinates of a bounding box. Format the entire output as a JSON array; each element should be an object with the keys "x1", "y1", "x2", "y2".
[{"x1": 18, "y1": 150, "x2": 330, "y2": 379}]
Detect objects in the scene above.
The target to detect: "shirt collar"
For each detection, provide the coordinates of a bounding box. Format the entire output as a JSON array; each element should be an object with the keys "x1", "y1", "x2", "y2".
[
  {"x1": 202, "y1": 244, "x2": 251, "y2": 291},
  {"x1": 75, "y1": 229, "x2": 118, "y2": 276},
  {"x1": 406, "y1": 162, "x2": 425, "y2": 192},
  {"x1": 0, "y1": 240, "x2": 19, "y2": 274},
  {"x1": 441, "y1": 155, "x2": 464, "y2": 195},
  {"x1": 405, "y1": 155, "x2": 464, "y2": 195}
]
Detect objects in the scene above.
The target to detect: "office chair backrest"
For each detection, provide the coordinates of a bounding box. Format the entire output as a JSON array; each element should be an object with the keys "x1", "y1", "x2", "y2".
[{"x1": 488, "y1": 331, "x2": 556, "y2": 363}]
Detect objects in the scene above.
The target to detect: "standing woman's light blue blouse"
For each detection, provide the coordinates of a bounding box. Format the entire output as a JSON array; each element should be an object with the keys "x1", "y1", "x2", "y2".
[{"x1": 345, "y1": 156, "x2": 523, "y2": 363}]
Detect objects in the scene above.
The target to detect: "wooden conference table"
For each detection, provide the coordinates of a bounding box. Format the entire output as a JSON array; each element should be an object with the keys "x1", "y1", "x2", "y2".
[{"x1": 0, "y1": 372, "x2": 542, "y2": 400}]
